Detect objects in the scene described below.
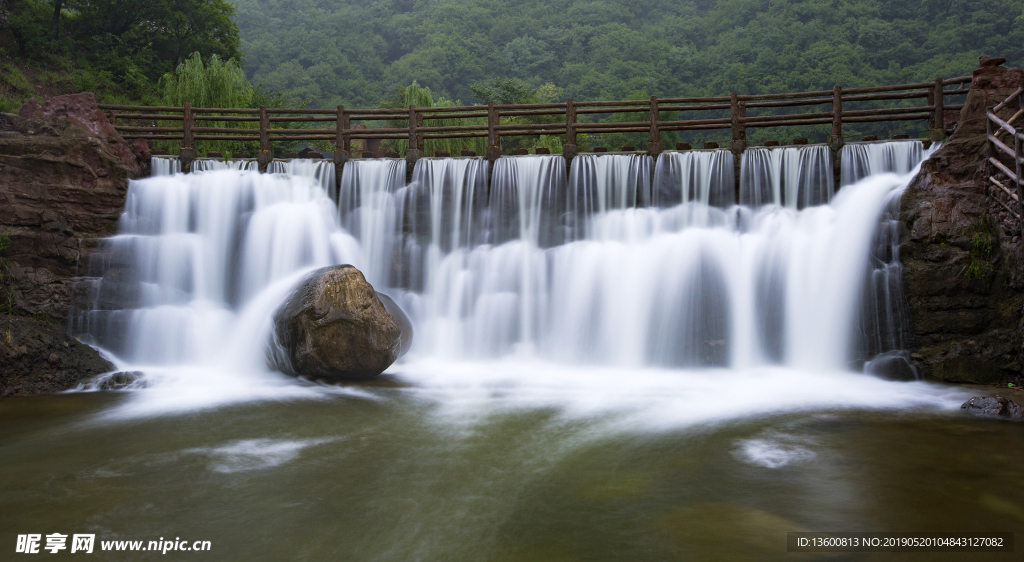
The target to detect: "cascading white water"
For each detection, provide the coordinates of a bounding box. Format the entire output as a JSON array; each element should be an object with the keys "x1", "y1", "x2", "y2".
[
  {"x1": 73, "y1": 170, "x2": 361, "y2": 364},
  {"x1": 840, "y1": 140, "x2": 933, "y2": 186},
  {"x1": 151, "y1": 156, "x2": 181, "y2": 175},
  {"x1": 652, "y1": 150, "x2": 735, "y2": 208},
  {"x1": 336, "y1": 158, "x2": 405, "y2": 286},
  {"x1": 740, "y1": 145, "x2": 834, "y2": 208},
  {"x1": 76, "y1": 143, "x2": 954, "y2": 419},
  {"x1": 191, "y1": 158, "x2": 260, "y2": 173},
  {"x1": 568, "y1": 153, "x2": 652, "y2": 225},
  {"x1": 267, "y1": 159, "x2": 336, "y2": 198}
]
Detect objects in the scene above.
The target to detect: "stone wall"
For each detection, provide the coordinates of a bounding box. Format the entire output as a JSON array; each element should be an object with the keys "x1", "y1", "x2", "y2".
[{"x1": 900, "y1": 57, "x2": 1024, "y2": 383}]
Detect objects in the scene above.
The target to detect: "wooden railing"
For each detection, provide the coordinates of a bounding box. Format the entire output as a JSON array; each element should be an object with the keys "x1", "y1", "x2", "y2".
[
  {"x1": 987, "y1": 86, "x2": 1024, "y2": 234},
  {"x1": 99, "y1": 75, "x2": 971, "y2": 173}
]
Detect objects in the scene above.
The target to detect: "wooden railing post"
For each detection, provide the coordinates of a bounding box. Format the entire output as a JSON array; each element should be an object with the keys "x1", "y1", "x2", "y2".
[
  {"x1": 341, "y1": 108, "x2": 351, "y2": 154},
  {"x1": 1016, "y1": 132, "x2": 1023, "y2": 215},
  {"x1": 562, "y1": 98, "x2": 578, "y2": 172},
  {"x1": 830, "y1": 86, "x2": 843, "y2": 140},
  {"x1": 730, "y1": 93, "x2": 745, "y2": 203},
  {"x1": 830, "y1": 85, "x2": 844, "y2": 191},
  {"x1": 932, "y1": 77, "x2": 945, "y2": 140},
  {"x1": 334, "y1": 105, "x2": 347, "y2": 196},
  {"x1": 987, "y1": 106, "x2": 998, "y2": 214},
  {"x1": 180, "y1": 102, "x2": 195, "y2": 173},
  {"x1": 730, "y1": 92, "x2": 746, "y2": 152},
  {"x1": 487, "y1": 101, "x2": 498, "y2": 148},
  {"x1": 408, "y1": 105, "x2": 418, "y2": 152},
  {"x1": 257, "y1": 105, "x2": 271, "y2": 173},
  {"x1": 648, "y1": 95, "x2": 662, "y2": 156},
  {"x1": 486, "y1": 101, "x2": 502, "y2": 165},
  {"x1": 406, "y1": 105, "x2": 423, "y2": 181}
]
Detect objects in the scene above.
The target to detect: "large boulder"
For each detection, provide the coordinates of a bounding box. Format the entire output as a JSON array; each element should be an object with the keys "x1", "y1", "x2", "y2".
[
  {"x1": 269, "y1": 265, "x2": 412, "y2": 380},
  {"x1": 961, "y1": 395, "x2": 1024, "y2": 419}
]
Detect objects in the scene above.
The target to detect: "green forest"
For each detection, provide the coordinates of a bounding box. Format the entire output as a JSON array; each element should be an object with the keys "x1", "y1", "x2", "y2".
[
  {"x1": 3, "y1": 0, "x2": 1024, "y2": 145},
  {"x1": 234, "y1": 0, "x2": 1024, "y2": 108}
]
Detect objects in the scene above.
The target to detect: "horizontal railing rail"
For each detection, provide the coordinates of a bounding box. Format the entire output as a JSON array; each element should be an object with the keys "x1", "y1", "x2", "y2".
[{"x1": 99, "y1": 76, "x2": 972, "y2": 173}]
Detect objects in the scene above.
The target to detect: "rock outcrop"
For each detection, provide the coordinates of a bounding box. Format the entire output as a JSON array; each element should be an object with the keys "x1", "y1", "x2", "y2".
[
  {"x1": 1, "y1": 92, "x2": 145, "y2": 321},
  {"x1": 900, "y1": 58, "x2": 1024, "y2": 383},
  {"x1": 961, "y1": 395, "x2": 1024, "y2": 419},
  {"x1": 269, "y1": 265, "x2": 412, "y2": 381},
  {"x1": 0, "y1": 314, "x2": 115, "y2": 396},
  {"x1": 0, "y1": 92, "x2": 141, "y2": 394}
]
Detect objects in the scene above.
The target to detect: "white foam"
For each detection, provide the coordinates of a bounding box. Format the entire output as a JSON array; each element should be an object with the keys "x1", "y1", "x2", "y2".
[
  {"x1": 392, "y1": 357, "x2": 972, "y2": 431},
  {"x1": 185, "y1": 438, "x2": 336, "y2": 473},
  {"x1": 734, "y1": 434, "x2": 817, "y2": 468}
]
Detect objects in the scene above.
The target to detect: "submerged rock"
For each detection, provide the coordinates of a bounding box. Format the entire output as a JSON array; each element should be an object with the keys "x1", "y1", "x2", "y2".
[
  {"x1": 864, "y1": 351, "x2": 918, "y2": 381},
  {"x1": 95, "y1": 371, "x2": 145, "y2": 390},
  {"x1": 961, "y1": 396, "x2": 1024, "y2": 419},
  {"x1": 0, "y1": 315, "x2": 115, "y2": 396},
  {"x1": 269, "y1": 265, "x2": 412, "y2": 380}
]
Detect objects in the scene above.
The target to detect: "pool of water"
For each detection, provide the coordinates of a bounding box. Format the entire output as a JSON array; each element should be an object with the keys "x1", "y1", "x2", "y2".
[{"x1": 1, "y1": 365, "x2": 1021, "y2": 561}]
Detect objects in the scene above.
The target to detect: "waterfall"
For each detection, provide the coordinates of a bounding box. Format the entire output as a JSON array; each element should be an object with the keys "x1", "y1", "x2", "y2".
[
  {"x1": 268, "y1": 159, "x2": 336, "y2": 198},
  {"x1": 336, "y1": 158, "x2": 404, "y2": 286},
  {"x1": 740, "y1": 145, "x2": 834, "y2": 209},
  {"x1": 190, "y1": 158, "x2": 259, "y2": 173},
  {"x1": 72, "y1": 170, "x2": 360, "y2": 365},
  {"x1": 151, "y1": 156, "x2": 181, "y2": 176},
  {"x1": 75, "y1": 143, "x2": 930, "y2": 411},
  {"x1": 393, "y1": 156, "x2": 489, "y2": 291},
  {"x1": 840, "y1": 140, "x2": 936, "y2": 186},
  {"x1": 568, "y1": 154, "x2": 653, "y2": 240},
  {"x1": 652, "y1": 150, "x2": 735, "y2": 208}
]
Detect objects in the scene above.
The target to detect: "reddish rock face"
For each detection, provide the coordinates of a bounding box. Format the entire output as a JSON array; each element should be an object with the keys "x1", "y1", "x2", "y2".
[
  {"x1": 18, "y1": 93, "x2": 140, "y2": 171},
  {"x1": 900, "y1": 60, "x2": 1024, "y2": 383},
  {"x1": 1, "y1": 93, "x2": 142, "y2": 321}
]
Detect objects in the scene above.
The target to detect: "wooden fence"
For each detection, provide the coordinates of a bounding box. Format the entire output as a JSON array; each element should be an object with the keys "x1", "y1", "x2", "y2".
[
  {"x1": 987, "y1": 86, "x2": 1024, "y2": 234},
  {"x1": 100, "y1": 76, "x2": 972, "y2": 174}
]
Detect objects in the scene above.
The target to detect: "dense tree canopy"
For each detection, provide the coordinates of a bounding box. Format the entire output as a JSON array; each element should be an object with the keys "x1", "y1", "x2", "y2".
[
  {"x1": 235, "y1": 0, "x2": 1024, "y2": 110},
  {"x1": 1, "y1": 0, "x2": 242, "y2": 102}
]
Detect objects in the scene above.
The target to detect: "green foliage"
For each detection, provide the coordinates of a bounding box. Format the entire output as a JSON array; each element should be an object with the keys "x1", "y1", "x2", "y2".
[
  {"x1": 965, "y1": 216, "x2": 997, "y2": 279},
  {"x1": 159, "y1": 52, "x2": 257, "y2": 155},
  {"x1": 234, "y1": 0, "x2": 1024, "y2": 144},
  {"x1": 379, "y1": 82, "x2": 487, "y2": 155},
  {"x1": 470, "y1": 78, "x2": 538, "y2": 105},
  {"x1": 160, "y1": 52, "x2": 254, "y2": 109},
  {"x1": 0, "y1": 64, "x2": 33, "y2": 112},
  {"x1": 2, "y1": 0, "x2": 243, "y2": 105}
]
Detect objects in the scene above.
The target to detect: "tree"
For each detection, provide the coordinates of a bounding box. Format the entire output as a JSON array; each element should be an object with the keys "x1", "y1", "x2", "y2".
[
  {"x1": 470, "y1": 78, "x2": 537, "y2": 105},
  {"x1": 160, "y1": 51, "x2": 255, "y2": 154}
]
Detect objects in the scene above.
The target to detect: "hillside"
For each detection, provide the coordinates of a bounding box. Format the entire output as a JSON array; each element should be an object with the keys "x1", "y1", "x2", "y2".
[{"x1": 235, "y1": 0, "x2": 1024, "y2": 109}]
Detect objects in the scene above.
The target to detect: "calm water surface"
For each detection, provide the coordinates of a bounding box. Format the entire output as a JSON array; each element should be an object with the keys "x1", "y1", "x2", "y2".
[{"x1": 1, "y1": 374, "x2": 1022, "y2": 562}]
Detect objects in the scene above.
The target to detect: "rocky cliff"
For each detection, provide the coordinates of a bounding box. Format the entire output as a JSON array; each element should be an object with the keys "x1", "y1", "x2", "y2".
[
  {"x1": 0, "y1": 93, "x2": 146, "y2": 394},
  {"x1": 901, "y1": 57, "x2": 1024, "y2": 384}
]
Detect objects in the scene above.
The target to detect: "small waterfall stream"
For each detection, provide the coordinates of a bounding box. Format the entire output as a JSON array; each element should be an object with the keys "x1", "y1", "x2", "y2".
[
  {"x1": 739, "y1": 145, "x2": 833, "y2": 208},
  {"x1": 841, "y1": 140, "x2": 931, "y2": 186}
]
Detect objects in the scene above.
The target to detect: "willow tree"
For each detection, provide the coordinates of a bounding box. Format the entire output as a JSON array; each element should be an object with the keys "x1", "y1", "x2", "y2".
[
  {"x1": 379, "y1": 82, "x2": 486, "y2": 156},
  {"x1": 159, "y1": 52, "x2": 255, "y2": 156}
]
